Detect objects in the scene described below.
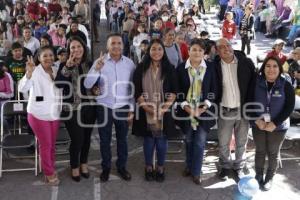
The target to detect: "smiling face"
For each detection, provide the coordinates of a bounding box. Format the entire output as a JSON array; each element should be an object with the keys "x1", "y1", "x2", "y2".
[
  {"x1": 264, "y1": 59, "x2": 280, "y2": 82},
  {"x1": 69, "y1": 40, "x2": 84, "y2": 60},
  {"x1": 189, "y1": 44, "x2": 205, "y2": 64},
  {"x1": 216, "y1": 38, "x2": 234, "y2": 62},
  {"x1": 149, "y1": 42, "x2": 164, "y2": 62},
  {"x1": 164, "y1": 30, "x2": 175, "y2": 44},
  {"x1": 39, "y1": 49, "x2": 55, "y2": 69},
  {"x1": 107, "y1": 36, "x2": 123, "y2": 58}
]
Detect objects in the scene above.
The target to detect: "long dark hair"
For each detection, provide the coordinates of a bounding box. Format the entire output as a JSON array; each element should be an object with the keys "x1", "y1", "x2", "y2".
[
  {"x1": 140, "y1": 39, "x2": 173, "y2": 79},
  {"x1": 259, "y1": 56, "x2": 283, "y2": 79},
  {"x1": 66, "y1": 36, "x2": 88, "y2": 63}
]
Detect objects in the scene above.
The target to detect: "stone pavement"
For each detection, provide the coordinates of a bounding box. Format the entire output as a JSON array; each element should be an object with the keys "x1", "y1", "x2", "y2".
[{"x1": 0, "y1": 5, "x2": 300, "y2": 200}]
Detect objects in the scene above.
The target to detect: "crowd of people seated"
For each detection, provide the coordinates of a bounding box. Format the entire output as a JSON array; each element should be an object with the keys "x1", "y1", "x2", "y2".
[{"x1": 0, "y1": 0, "x2": 299, "y2": 193}]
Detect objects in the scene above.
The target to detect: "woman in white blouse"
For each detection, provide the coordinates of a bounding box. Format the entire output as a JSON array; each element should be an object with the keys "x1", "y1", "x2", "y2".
[{"x1": 18, "y1": 46, "x2": 62, "y2": 186}]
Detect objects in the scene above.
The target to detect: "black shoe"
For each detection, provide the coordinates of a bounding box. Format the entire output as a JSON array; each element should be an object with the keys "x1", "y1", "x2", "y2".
[
  {"x1": 192, "y1": 176, "x2": 202, "y2": 185},
  {"x1": 255, "y1": 174, "x2": 264, "y2": 186},
  {"x1": 145, "y1": 168, "x2": 155, "y2": 181},
  {"x1": 71, "y1": 175, "x2": 81, "y2": 182},
  {"x1": 117, "y1": 168, "x2": 131, "y2": 181},
  {"x1": 155, "y1": 170, "x2": 165, "y2": 182},
  {"x1": 182, "y1": 168, "x2": 191, "y2": 177},
  {"x1": 218, "y1": 168, "x2": 229, "y2": 181},
  {"x1": 80, "y1": 171, "x2": 90, "y2": 179},
  {"x1": 233, "y1": 168, "x2": 244, "y2": 179},
  {"x1": 262, "y1": 178, "x2": 273, "y2": 191},
  {"x1": 100, "y1": 169, "x2": 110, "y2": 182}
]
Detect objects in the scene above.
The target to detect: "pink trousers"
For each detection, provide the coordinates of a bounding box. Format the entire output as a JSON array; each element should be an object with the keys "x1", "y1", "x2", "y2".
[{"x1": 27, "y1": 114, "x2": 60, "y2": 176}]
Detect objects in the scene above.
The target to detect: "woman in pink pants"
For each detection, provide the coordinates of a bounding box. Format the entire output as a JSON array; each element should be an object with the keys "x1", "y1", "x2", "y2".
[{"x1": 18, "y1": 46, "x2": 62, "y2": 185}]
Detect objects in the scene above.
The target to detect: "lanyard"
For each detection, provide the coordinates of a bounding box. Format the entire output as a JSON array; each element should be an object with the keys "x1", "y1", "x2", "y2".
[{"x1": 266, "y1": 81, "x2": 274, "y2": 114}]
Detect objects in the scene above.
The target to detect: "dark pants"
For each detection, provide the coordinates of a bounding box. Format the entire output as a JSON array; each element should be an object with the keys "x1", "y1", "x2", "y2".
[
  {"x1": 252, "y1": 128, "x2": 286, "y2": 175},
  {"x1": 219, "y1": 4, "x2": 228, "y2": 21},
  {"x1": 63, "y1": 105, "x2": 96, "y2": 169},
  {"x1": 143, "y1": 135, "x2": 167, "y2": 167},
  {"x1": 97, "y1": 105, "x2": 129, "y2": 170},
  {"x1": 241, "y1": 37, "x2": 251, "y2": 55},
  {"x1": 122, "y1": 32, "x2": 130, "y2": 57},
  {"x1": 198, "y1": 0, "x2": 205, "y2": 14},
  {"x1": 185, "y1": 125, "x2": 207, "y2": 176}
]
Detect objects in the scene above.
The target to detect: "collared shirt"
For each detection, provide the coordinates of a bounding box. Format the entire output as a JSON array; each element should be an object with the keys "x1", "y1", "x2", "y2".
[
  {"x1": 84, "y1": 54, "x2": 136, "y2": 111},
  {"x1": 220, "y1": 56, "x2": 240, "y2": 108},
  {"x1": 181, "y1": 59, "x2": 212, "y2": 109},
  {"x1": 24, "y1": 36, "x2": 40, "y2": 55}
]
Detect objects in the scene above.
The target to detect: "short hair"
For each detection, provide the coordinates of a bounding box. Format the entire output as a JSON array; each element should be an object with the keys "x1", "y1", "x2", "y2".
[
  {"x1": 189, "y1": 38, "x2": 207, "y2": 50},
  {"x1": 58, "y1": 24, "x2": 67, "y2": 30},
  {"x1": 106, "y1": 32, "x2": 122, "y2": 41},
  {"x1": 200, "y1": 31, "x2": 209, "y2": 37},
  {"x1": 11, "y1": 42, "x2": 23, "y2": 50},
  {"x1": 140, "y1": 40, "x2": 149, "y2": 45}
]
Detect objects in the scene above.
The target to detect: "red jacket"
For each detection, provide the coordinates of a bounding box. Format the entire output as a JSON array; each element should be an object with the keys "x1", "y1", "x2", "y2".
[
  {"x1": 179, "y1": 42, "x2": 189, "y2": 61},
  {"x1": 266, "y1": 50, "x2": 287, "y2": 65},
  {"x1": 26, "y1": 2, "x2": 39, "y2": 20},
  {"x1": 222, "y1": 19, "x2": 236, "y2": 40}
]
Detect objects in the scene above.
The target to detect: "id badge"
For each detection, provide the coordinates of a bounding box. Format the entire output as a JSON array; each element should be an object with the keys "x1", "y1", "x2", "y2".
[{"x1": 262, "y1": 113, "x2": 271, "y2": 123}]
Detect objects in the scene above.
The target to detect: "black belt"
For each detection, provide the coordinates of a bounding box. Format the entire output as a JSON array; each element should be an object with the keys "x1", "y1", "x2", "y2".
[{"x1": 222, "y1": 106, "x2": 239, "y2": 112}]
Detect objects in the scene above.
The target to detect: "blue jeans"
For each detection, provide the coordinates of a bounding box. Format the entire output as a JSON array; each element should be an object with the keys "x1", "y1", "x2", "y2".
[
  {"x1": 97, "y1": 105, "x2": 129, "y2": 170},
  {"x1": 287, "y1": 25, "x2": 300, "y2": 43},
  {"x1": 185, "y1": 125, "x2": 207, "y2": 176},
  {"x1": 143, "y1": 135, "x2": 167, "y2": 167}
]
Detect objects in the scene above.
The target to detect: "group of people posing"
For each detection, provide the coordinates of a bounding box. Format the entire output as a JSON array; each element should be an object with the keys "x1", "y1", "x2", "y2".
[{"x1": 16, "y1": 33, "x2": 294, "y2": 194}]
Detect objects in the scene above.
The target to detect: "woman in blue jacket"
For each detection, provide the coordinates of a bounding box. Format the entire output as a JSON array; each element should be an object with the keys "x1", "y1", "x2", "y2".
[
  {"x1": 252, "y1": 56, "x2": 295, "y2": 191},
  {"x1": 176, "y1": 38, "x2": 218, "y2": 185}
]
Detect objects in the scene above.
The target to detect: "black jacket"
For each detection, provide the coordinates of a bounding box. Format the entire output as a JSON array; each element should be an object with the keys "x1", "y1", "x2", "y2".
[
  {"x1": 176, "y1": 60, "x2": 218, "y2": 133},
  {"x1": 132, "y1": 63, "x2": 178, "y2": 138},
  {"x1": 214, "y1": 50, "x2": 256, "y2": 116}
]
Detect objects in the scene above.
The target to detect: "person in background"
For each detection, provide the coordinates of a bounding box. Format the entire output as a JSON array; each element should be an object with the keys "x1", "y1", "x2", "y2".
[
  {"x1": 139, "y1": 39, "x2": 149, "y2": 62},
  {"x1": 132, "y1": 39, "x2": 178, "y2": 182},
  {"x1": 26, "y1": 0, "x2": 39, "y2": 21},
  {"x1": 252, "y1": 56, "x2": 295, "y2": 191},
  {"x1": 0, "y1": 60, "x2": 14, "y2": 105},
  {"x1": 222, "y1": 12, "x2": 237, "y2": 42},
  {"x1": 66, "y1": 19, "x2": 87, "y2": 45},
  {"x1": 239, "y1": 5, "x2": 254, "y2": 55},
  {"x1": 18, "y1": 46, "x2": 62, "y2": 186},
  {"x1": 149, "y1": 18, "x2": 163, "y2": 40},
  {"x1": 200, "y1": 31, "x2": 209, "y2": 40},
  {"x1": 132, "y1": 23, "x2": 149, "y2": 63},
  {"x1": 266, "y1": 39, "x2": 287, "y2": 65},
  {"x1": 175, "y1": 31, "x2": 189, "y2": 62},
  {"x1": 23, "y1": 26, "x2": 40, "y2": 55},
  {"x1": 4, "y1": 41, "x2": 28, "y2": 82},
  {"x1": 54, "y1": 47, "x2": 67, "y2": 69},
  {"x1": 163, "y1": 28, "x2": 183, "y2": 68},
  {"x1": 219, "y1": 0, "x2": 229, "y2": 21},
  {"x1": 48, "y1": 0, "x2": 62, "y2": 17},
  {"x1": 48, "y1": 24, "x2": 67, "y2": 48},
  {"x1": 176, "y1": 38, "x2": 217, "y2": 185}
]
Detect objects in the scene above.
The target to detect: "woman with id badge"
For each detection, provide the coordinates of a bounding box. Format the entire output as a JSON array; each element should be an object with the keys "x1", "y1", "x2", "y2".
[
  {"x1": 176, "y1": 38, "x2": 217, "y2": 185},
  {"x1": 132, "y1": 39, "x2": 178, "y2": 182},
  {"x1": 252, "y1": 56, "x2": 295, "y2": 191}
]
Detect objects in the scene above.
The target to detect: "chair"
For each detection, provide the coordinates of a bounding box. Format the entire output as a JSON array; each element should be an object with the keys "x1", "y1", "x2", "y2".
[
  {"x1": 278, "y1": 126, "x2": 300, "y2": 168},
  {"x1": 0, "y1": 100, "x2": 38, "y2": 177}
]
